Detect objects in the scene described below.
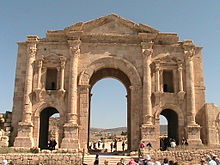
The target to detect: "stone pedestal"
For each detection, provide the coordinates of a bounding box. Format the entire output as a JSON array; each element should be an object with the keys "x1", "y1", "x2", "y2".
[
  {"x1": 141, "y1": 124, "x2": 157, "y2": 148},
  {"x1": 60, "y1": 122, "x2": 79, "y2": 150},
  {"x1": 14, "y1": 122, "x2": 34, "y2": 148},
  {"x1": 186, "y1": 124, "x2": 202, "y2": 145}
]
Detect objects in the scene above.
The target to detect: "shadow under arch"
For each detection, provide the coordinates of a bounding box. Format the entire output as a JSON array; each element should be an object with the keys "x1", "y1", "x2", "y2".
[{"x1": 39, "y1": 107, "x2": 60, "y2": 149}]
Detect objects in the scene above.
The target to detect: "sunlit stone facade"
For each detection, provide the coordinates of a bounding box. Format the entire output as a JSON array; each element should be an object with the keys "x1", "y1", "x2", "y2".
[{"x1": 11, "y1": 14, "x2": 220, "y2": 150}]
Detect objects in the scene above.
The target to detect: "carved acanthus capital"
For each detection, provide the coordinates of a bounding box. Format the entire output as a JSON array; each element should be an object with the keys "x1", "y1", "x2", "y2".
[
  {"x1": 68, "y1": 40, "x2": 81, "y2": 56},
  {"x1": 183, "y1": 45, "x2": 195, "y2": 61},
  {"x1": 142, "y1": 48, "x2": 153, "y2": 58},
  {"x1": 141, "y1": 42, "x2": 154, "y2": 61},
  {"x1": 27, "y1": 43, "x2": 37, "y2": 58}
]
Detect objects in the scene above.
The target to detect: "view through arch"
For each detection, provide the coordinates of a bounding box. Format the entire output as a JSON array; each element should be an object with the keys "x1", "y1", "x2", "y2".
[
  {"x1": 39, "y1": 107, "x2": 60, "y2": 149},
  {"x1": 89, "y1": 78, "x2": 128, "y2": 153},
  {"x1": 160, "y1": 109, "x2": 178, "y2": 151}
]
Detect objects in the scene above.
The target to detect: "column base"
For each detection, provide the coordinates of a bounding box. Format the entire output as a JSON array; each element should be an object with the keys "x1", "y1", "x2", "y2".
[
  {"x1": 186, "y1": 124, "x2": 202, "y2": 146},
  {"x1": 60, "y1": 122, "x2": 79, "y2": 150},
  {"x1": 14, "y1": 122, "x2": 34, "y2": 148},
  {"x1": 141, "y1": 124, "x2": 157, "y2": 149}
]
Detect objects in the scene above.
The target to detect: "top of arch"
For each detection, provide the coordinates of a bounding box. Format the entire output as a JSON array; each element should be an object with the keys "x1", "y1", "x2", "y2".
[
  {"x1": 18, "y1": 14, "x2": 202, "y2": 49},
  {"x1": 64, "y1": 14, "x2": 159, "y2": 35}
]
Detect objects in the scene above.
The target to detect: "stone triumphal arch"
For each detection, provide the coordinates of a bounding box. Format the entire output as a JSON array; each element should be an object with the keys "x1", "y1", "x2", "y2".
[{"x1": 12, "y1": 14, "x2": 218, "y2": 151}]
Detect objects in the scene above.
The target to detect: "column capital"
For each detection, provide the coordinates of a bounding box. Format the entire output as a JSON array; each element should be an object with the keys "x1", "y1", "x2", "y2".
[
  {"x1": 60, "y1": 56, "x2": 66, "y2": 69},
  {"x1": 27, "y1": 43, "x2": 37, "y2": 58},
  {"x1": 79, "y1": 84, "x2": 91, "y2": 91},
  {"x1": 178, "y1": 63, "x2": 183, "y2": 71},
  {"x1": 183, "y1": 45, "x2": 195, "y2": 61},
  {"x1": 68, "y1": 40, "x2": 81, "y2": 55},
  {"x1": 141, "y1": 41, "x2": 154, "y2": 58},
  {"x1": 129, "y1": 85, "x2": 142, "y2": 91},
  {"x1": 155, "y1": 61, "x2": 160, "y2": 71}
]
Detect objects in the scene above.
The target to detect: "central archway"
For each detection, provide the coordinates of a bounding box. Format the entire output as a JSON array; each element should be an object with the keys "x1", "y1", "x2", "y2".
[
  {"x1": 79, "y1": 57, "x2": 142, "y2": 151},
  {"x1": 88, "y1": 68, "x2": 131, "y2": 152}
]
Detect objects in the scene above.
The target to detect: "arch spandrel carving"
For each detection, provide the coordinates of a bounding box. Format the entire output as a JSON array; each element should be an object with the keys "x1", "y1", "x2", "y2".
[{"x1": 78, "y1": 56, "x2": 142, "y2": 87}]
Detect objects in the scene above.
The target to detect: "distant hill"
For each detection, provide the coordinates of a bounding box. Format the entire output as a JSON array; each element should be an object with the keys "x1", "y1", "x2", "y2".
[
  {"x1": 90, "y1": 125, "x2": 167, "y2": 135},
  {"x1": 90, "y1": 127, "x2": 127, "y2": 136}
]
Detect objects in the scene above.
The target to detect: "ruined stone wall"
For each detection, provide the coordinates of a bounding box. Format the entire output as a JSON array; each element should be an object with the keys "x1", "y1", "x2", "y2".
[
  {"x1": 205, "y1": 103, "x2": 220, "y2": 145},
  {"x1": 1, "y1": 149, "x2": 220, "y2": 164},
  {"x1": 0, "y1": 111, "x2": 12, "y2": 147},
  {"x1": 0, "y1": 153, "x2": 82, "y2": 165}
]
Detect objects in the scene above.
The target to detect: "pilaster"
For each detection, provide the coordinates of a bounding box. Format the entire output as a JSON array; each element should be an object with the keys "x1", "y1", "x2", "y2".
[
  {"x1": 177, "y1": 63, "x2": 185, "y2": 103},
  {"x1": 183, "y1": 42, "x2": 202, "y2": 145},
  {"x1": 59, "y1": 56, "x2": 66, "y2": 92},
  {"x1": 61, "y1": 40, "x2": 80, "y2": 150},
  {"x1": 141, "y1": 41, "x2": 153, "y2": 125},
  {"x1": 14, "y1": 36, "x2": 39, "y2": 148},
  {"x1": 153, "y1": 61, "x2": 162, "y2": 105},
  {"x1": 140, "y1": 42, "x2": 157, "y2": 147}
]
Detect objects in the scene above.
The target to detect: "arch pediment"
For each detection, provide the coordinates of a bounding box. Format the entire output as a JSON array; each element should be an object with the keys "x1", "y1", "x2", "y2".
[
  {"x1": 153, "y1": 53, "x2": 183, "y2": 65},
  {"x1": 65, "y1": 14, "x2": 159, "y2": 35},
  {"x1": 43, "y1": 53, "x2": 65, "y2": 68}
]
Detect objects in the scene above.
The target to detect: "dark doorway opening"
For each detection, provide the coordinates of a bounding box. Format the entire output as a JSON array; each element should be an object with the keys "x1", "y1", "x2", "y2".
[
  {"x1": 39, "y1": 107, "x2": 59, "y2": 149},
  {"x1": 160, "y1": 109, "x2": 179, "y2": 150},
  {"x1": 163, "y1": 70, "x2": 174, "y2": 93},
  {"x1": 45, "y1": 68, "x2": 58, "y2": 90}
]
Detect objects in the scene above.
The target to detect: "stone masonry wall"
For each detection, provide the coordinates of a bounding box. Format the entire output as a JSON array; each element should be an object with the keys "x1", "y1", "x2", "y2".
[
  {"x1": 1, "y1": 149, "x2": 220, "y2": 164},
  {"x1": 143, "y1": 148, "x2": 220, "y2": 163},
  {"x1": 205, "y1": 103, "x2": 220, "y2": 145},
  {"x1": 0, "y1": 153, "x2": 82, "y2": 165},
  {"x1": 0, "y1": 111, "x2": 12, "y2": 147}
]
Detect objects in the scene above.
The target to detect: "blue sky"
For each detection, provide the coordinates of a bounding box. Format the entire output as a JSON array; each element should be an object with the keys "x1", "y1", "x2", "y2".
[{"x1": 1, "y1": 1, "x2": 220, "y2": 128}]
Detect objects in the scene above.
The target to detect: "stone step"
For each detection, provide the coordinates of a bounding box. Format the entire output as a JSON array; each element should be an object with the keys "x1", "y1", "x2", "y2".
[{"x1": 83, "y1": 155, "x2": 133, "y2": 165}]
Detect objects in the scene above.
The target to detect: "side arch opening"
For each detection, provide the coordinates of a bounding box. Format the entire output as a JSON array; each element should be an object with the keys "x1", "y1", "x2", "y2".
[
  {"x1": 160, "y1": 109, "x2": 179, "y2": 150},
  {"x1": 39, "y1": 107, "x2": 60, "y2": 149}
]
